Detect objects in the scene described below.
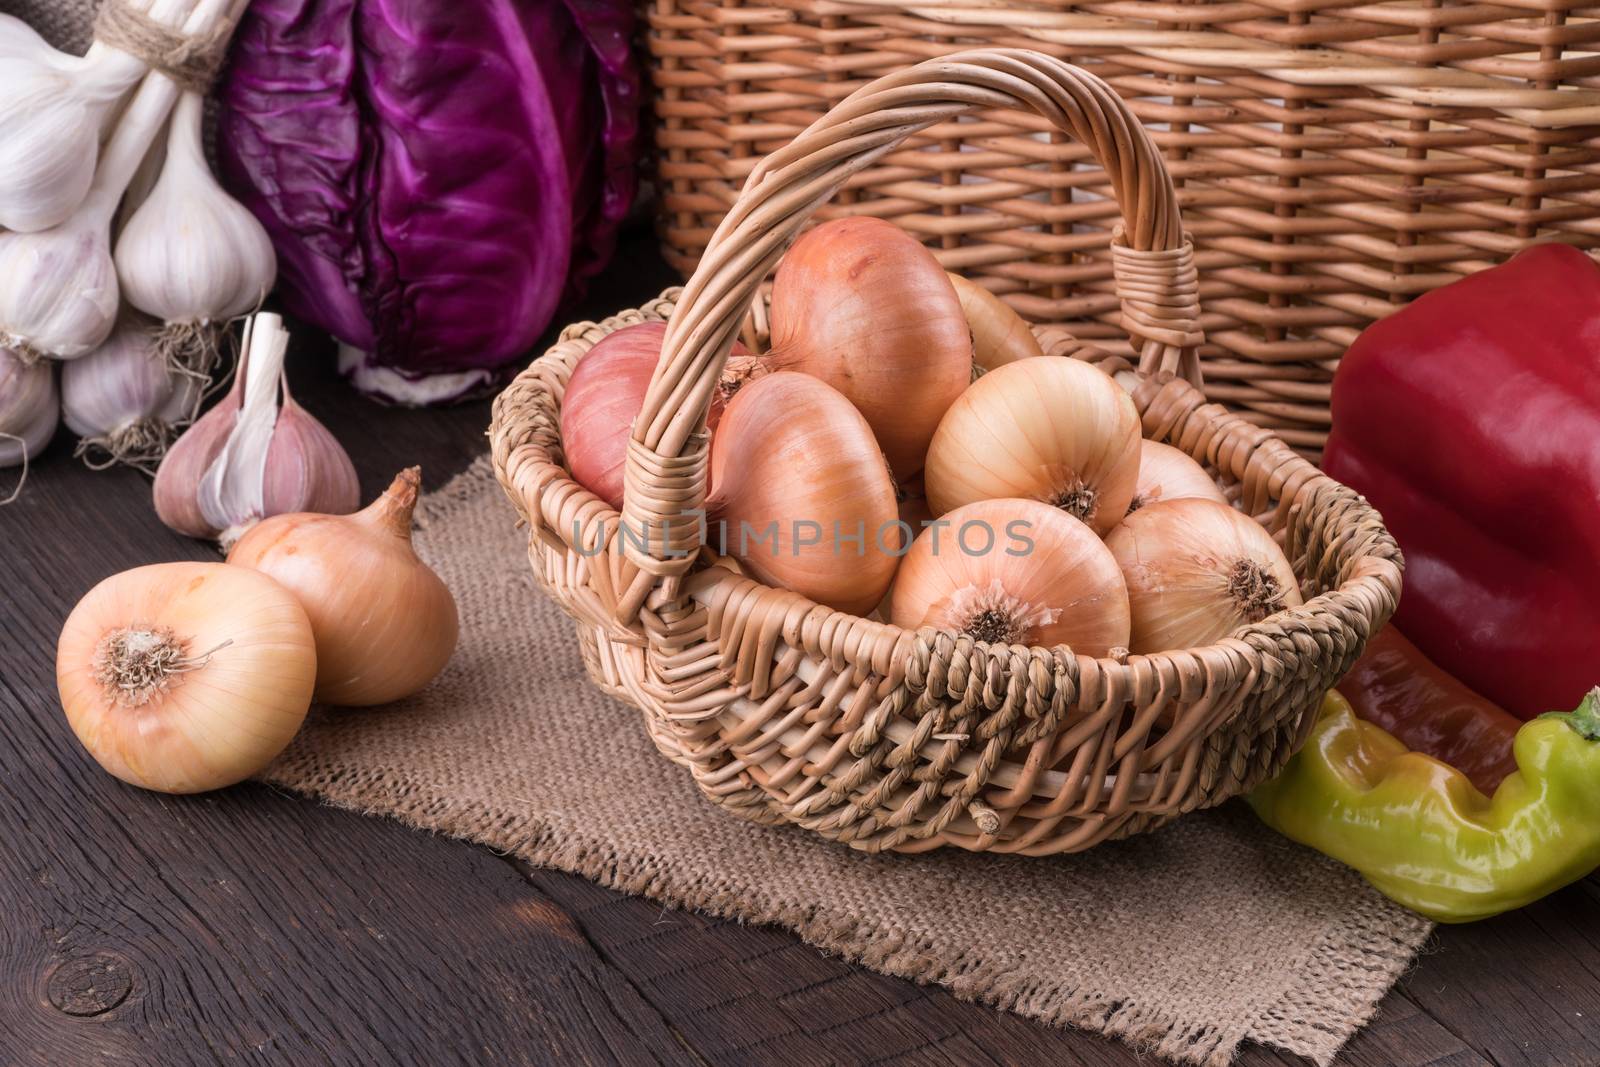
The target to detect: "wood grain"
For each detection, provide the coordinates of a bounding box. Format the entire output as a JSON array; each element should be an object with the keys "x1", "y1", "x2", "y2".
[{"x1": 1, "y1": 232, "x2": 1594, "y2": 1066}]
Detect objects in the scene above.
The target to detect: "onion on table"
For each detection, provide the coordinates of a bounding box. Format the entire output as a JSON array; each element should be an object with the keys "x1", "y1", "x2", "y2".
[
  {"x1": 56, "y1": 562, "x2": 317, "y2": 794},
  {"x1": 229, "y1": 468, "x2": 460, "y2": 707}
]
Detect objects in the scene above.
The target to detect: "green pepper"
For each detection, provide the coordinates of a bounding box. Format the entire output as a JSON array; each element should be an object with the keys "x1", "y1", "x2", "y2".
[{"x1": 1248, "y1": 688, "x2": 1600, "y2": 923}]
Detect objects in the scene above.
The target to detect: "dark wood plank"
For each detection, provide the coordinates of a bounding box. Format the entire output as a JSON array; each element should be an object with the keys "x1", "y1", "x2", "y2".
[{"x1": 2, "y1": 228, "x2": 1597, "y2": 1067}]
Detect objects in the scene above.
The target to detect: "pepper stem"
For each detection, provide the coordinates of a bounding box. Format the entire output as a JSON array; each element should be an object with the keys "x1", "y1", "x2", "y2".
[{"x1": 1537, "y1": 686, "x2": 1600, "y2": 742}]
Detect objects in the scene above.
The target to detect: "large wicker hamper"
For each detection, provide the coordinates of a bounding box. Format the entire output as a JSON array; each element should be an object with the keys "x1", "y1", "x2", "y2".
[
  {"x1": 645, "y1": 0, "x2": 1600, "y2": 455},
  {"x1": 492, "y1": 50, "x2": 1403, "y2": 855}
]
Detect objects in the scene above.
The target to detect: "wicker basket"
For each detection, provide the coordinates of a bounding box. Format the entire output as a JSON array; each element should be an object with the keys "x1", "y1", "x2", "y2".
[
  {"x1": 492, "y1": 51, "x2": 1402, "y2": 855},
  {"x1": 646, "y1": 0, "x2": 1600, "y2": 456}
]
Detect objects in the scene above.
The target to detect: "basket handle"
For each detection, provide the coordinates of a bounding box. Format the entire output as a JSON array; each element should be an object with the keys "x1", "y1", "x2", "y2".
[{"x1": 621, "y1": 48, "x2": 1204, "y2": 580}]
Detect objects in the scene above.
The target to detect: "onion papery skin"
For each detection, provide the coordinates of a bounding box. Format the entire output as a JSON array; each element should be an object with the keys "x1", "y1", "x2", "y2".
[
  {"x1": 890, "y1": 498, "x2": 1130, "y2": 656},
  {"x1": 708, "y1": 371, "x2": 901, "y2": 616},
  {"x1": 561, "y1": 322, "x2": 747, "y2": 509},
  {"x1": 55, "y1": 562, "x2": 317, "y2": 794},
  {"x1": 1127, "y1": 440, "x2": 1227, "y2": 514},
  {"x1": 228, "y1": 468, "x2": 459, "y2": 707},
  {"x1": 924, "y1": 356, "x2": 1141, "y2": 536},
  {"x1": 1106, "y1": 498, "x2": 1304, "y2": 654},
  {"x1": 766, "y1": 218, "x2": 971, "y2": 481}
]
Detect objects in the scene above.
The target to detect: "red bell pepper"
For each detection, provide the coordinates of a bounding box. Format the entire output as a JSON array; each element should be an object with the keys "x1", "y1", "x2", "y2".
[{"x1": 1323, "y1": 243, "x2": 1600, "y2": 720}]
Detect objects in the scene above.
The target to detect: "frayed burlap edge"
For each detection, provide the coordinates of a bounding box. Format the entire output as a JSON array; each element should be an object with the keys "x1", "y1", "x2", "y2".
[{"x1": 263, "y1": 457, "x2": 1430, "y2": 1067}]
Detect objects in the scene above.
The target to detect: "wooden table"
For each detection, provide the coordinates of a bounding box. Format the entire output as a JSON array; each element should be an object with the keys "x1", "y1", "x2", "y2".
[{"x1": 3, "y1": 233, "x2": 1596, "y2": 1067}]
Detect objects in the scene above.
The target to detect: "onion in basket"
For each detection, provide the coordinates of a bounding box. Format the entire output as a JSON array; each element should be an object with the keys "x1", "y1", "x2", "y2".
[
  {"x1": 708, "y1": 371, "x2": 901, "y2": 615},
  {"x1": 925, "y1": 356, "x2": 1141, "y2": 536},
  {"x1": 1127, "y1": 440, "x2": 1226, "y2": 514},
  {"x1": 766, "y1": 218, "x2": 971, "y2": 481},
  {"x1": 561, "y1": 322, "x2": 751, "y2": 510},
  {"x1": 890, "y1": 498, "x2": 1130, "y2": 656},
  {"x1": 1107, "y1": 498, "x2": 1303, "y2": 653},
  {"x1": 947, "y1": 272, "x2": 1043, "y2": 372}
]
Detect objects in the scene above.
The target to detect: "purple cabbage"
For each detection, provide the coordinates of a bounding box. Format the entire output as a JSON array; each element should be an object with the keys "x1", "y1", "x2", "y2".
[{"x1": 217, "y1": 0, "x2": 639, "y2": 403}]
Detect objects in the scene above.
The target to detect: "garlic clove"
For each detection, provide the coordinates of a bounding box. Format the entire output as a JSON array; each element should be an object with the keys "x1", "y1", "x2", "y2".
[
  {"x1": 0, "y1": 220, "x2": 119, "y2": 360},
  {"x1": 154, "y1": 379, "x2": 240, "y2": 537},
  {"x1": 116, "y1": 91, "x2": 277, "y2": 328},
  {"x1": 263, "y1": 396, "x2": 361, "y2": 521},
  {"x1": 0, "y1": 345, "x2": 59, "y2": 468}
]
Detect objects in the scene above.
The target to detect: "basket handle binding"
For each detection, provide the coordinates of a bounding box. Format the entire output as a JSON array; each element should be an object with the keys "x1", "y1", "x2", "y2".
[{"x1": 621, "y1": 49, "x2": 1206, "y2": 589}]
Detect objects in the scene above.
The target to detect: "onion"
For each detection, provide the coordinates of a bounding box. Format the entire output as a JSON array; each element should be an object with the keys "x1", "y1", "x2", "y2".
[
  {"x1": 948, "y1": 273, "x2": 1043, "y2": 372},
  {"x1": 228, "y1": 468, "x2": 459, "y2": 706},
  {"x1": 890, "y1": 498, "x2": 1129, "y2": 656},
  {"x1": 1106, "y1": 498, "x2": 1303, "y2": 653},
  {"x1": 925, "y1": 356, "x2": 1141, "y2": 535},
  {"x1": 708, "y1": 371, "x2": 901, "y2": 615},
  {"x1": 56, "y1": 562, "x2": 316, "y2": 794},
  {"x1": 562, "y1": 321, "x2": 750, "y2": 509},
  {"x1": 766, "y1": 218, "x2": 971, "y2": 481},
  {"x1": 1127, "y1": 440, "x2": 1226, "y2": 514}
]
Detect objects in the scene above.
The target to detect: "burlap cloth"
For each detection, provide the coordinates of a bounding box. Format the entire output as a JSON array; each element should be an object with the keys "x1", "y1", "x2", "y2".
[{"x1": 252, "y1": 459, "x2": 1428, "y2": 1066}]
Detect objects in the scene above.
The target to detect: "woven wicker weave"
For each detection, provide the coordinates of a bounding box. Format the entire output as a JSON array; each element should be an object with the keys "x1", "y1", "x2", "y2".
[
  {"x1": 646, "y1": 0, "x2": 1600, "y2": 456},
  {"x1": 492, "y1": 51, "x2": 1402, "y2": 854}
]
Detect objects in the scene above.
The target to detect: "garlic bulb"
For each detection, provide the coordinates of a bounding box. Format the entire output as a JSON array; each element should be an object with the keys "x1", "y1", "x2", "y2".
[
  {"x1": 0, "y1": 344, "x2": 58, "y2": 470},
  {"x1": 0, "y1": 51, "x2": 143, "y2": 233},
  {"x1": 0, "y1": 13, "x2": 62, "y2": 63},
  {"x1": 0, "y1": 220, "x2": 121, "y2": 361},
  {"x1": 62, "y1": 315, "x2": 202, "y2": 470},
  {"x1": 155, "y1": 312, "x2": 358, "y2": 542},
  {"x1": 116, "y1": 91, "x2": 276, "y2": 340},
  {"x1": 0, "y1": 70, "x2": 175, "y2": 359},
  {"x1": 0, "y1": 0, "x2": 236, "y2": 358}
]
